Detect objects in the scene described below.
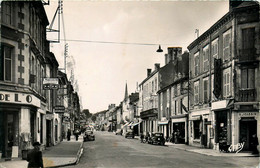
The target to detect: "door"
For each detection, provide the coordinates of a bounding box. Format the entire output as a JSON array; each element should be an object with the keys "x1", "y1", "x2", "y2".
[
  {"x1": 239, "y1": 119, "x2": 257, "y2": 151},
  {"x1": 5, "y1": 112, "x2": 18, "y2": 158}
]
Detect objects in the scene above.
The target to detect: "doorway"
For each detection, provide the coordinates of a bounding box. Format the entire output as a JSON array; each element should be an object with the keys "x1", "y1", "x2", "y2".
[{"x1": 239, "y1": 119, "x2": 257, "y2": 151}]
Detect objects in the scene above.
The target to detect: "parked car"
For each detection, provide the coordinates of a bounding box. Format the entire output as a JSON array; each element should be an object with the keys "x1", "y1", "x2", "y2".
[
  {"x1": 125, "y1": 131, "x2": 134, "y2": 138},
  {"x1": 84, "y1": 130, "x2": 95, "y2": 141},
  {"x1": 148, "y1": 133, "x2": 165, "y2": 145}
]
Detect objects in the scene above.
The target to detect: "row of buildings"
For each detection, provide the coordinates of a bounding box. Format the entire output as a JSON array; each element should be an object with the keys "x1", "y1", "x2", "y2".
[
  {"x1": 0, "y1": 1, "x2": 81, "y2": 158},
  {"x1": 95, "y1": 1, "x2": 260, "y2": 153}
]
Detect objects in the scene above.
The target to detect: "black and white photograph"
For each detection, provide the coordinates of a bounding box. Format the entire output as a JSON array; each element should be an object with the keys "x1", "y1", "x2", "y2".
[{"x1": 0, "y1": 0, "x2": 260, "y2": 167}]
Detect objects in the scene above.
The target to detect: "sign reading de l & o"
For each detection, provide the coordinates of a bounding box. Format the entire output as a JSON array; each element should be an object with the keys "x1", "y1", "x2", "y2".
[{"x1": 0, "y1": 91, "x2": 41, "y2": 107}]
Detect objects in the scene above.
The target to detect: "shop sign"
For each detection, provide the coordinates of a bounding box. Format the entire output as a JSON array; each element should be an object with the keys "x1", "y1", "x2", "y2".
[
  {"x1": 64, "y1": 112, "x2": 70, "y2": 117},
  {"x1": 46, "y1": 114, "x2": 54, "y2": 120},
  {"x1": 54, "y1": 106, "x2": 65, "y2": 113},
  {"x1": 238, "y1": 112, "x2": 257, "y2": 117},
  {"x1": 43, "y1": 78, "x2": 59, "y2": 90},
  {"x1": 0, "y1": 91, "x2": 40, "y2": 107}
]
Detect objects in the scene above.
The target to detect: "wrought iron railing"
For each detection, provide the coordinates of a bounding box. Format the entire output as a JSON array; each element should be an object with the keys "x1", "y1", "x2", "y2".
[{"x1": 238, "y1": 88, "x2": 256, "y2": 102}]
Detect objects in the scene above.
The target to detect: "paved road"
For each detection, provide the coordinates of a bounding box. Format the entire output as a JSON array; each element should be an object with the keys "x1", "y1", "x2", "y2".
[{"x1": 68, "y1": 131, "x2": 259, "y2": 168}]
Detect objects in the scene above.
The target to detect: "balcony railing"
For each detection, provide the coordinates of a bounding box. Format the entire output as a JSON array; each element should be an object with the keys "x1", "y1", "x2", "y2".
[
  {"x1": 238, "y1": 88, "x2": 256, "y2": 102},
  {"x1": 238, "y1": 48, "x2": 256, "y2": 62}
]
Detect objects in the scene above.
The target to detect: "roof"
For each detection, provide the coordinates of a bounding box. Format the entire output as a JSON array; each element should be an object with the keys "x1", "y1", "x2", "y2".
[
  {"x1": 139, "y1": 69, "x2": 159, "y2": 86},
  {"x1": 188, "y1": 1, "x2": 259, "y2": 50},
  {"x1": 158, "y1": 52, "x2": 189, "y2": 92}
]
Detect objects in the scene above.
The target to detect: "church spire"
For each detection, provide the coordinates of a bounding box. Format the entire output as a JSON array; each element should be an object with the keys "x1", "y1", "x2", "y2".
[{"x1": 124, "y1": 81, "x2": 128, "y2": 101}]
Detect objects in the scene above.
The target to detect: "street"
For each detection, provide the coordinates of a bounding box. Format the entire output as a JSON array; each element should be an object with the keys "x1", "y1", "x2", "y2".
[{"x1": 68, "y1": 131, "x2": 259, "y2": 168}]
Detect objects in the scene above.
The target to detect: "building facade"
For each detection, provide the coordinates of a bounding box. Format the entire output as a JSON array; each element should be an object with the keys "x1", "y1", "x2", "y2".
[
  {"x1": 0, "y1": 1, "x2": 50, "y2": 157},
  {"x1": 188, "y1": 1, "x2": 260, "y2": 152},
  {"x1": 158, "y1": 47, "x2": 189, "y2": 143},
  {"x1": 139, "y1": 64, "x2": 160, "y2": 136}
]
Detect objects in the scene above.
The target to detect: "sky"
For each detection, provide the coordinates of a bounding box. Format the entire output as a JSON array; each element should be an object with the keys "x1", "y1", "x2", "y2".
[{"x1": 44, "y1": 0, "x2": 229, "y2": 113}]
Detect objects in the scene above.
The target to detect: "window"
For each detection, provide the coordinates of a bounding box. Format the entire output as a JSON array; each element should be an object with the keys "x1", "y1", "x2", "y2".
[
  {"x1": 194, "y1": 120, "x2": 200, "y2": 139},
  {"x1": 167, "y1": 89, "x2": 170, "y2": 107},
  {"x1": 176, "y1": 100, "x2": 179, "y2": 114},
  {"x1": 152, "y1": 81, "x2": 154, "y2": 92},
  {"x1": 194, "y1": 52, "x2": 200, "y2": 76},
  {"x1": 172, "y1": 99, "x2": 176, "y2": 115},
  {"x1": 223, "y1": 68, "x2": 231, "y2": 97},
  {"x1": 155, "y1": 78, "x2": 157, "y2": 91},
  {"x1": 1, "y1": 2, "x2": 13, "y2": 25},
  {"x1": 223, "y1": 29, "x2": 231, "y2": 61},
  {"x1": 242, "y1": 28, "x2": 255, "y2": 50},
  {"x1": 203, "y1": 45, "x2": 209, "y2": 72},
  {"x1": 203, "y1": 78, "x2": 209, "y2": 103},
  {"x1": 177, "y1": 84, "x2": 181, "y2": 96},
  {"x1": 194, "y1": 81, "x2": 199, "y2": 104},
  {"x1": 0, "y1": 45, "x2": 13, "y2": 81},
  {"x1": 241, "y1": 68, "x2": 255, "y2": 89},
  {"x1": 211, "y1": 38, "x2": 218, "y2": 67}
]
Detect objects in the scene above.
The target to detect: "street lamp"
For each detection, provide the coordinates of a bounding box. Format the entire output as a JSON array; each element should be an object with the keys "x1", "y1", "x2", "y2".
[{"x1": 156, "y1": 45, "x2": 163, "y2": 53}]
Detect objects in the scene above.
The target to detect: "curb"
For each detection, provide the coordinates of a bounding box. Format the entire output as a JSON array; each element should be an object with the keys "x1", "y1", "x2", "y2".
[{"x1": 45, "y1": 140, "x2": 84, "y2": 168}]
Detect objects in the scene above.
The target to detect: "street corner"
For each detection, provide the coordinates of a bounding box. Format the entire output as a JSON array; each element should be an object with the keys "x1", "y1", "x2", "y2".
[
  {"x1": 43, "y1": 157, "x2": 77, "y2": 168},
  {"x1": 43, "y1": 157, "x2": 55, "y2": 167}
]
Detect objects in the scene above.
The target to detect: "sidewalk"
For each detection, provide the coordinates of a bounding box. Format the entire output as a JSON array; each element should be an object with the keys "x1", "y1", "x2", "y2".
[
  {"x1": 0, "y1": 135, "x2": 84, "y2": 168},
  {"x1": 165, "y1": 142, "x2": 259, "y2": 157},
  {"x1": 131, "y1": 133, "x2": 259, "y2": 157}
]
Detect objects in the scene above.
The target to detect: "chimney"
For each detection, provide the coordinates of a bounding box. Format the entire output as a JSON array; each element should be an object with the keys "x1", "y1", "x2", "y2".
[
  {"x1": 229, "y1": 0, "x2": 243, "y2": 10},
  {"x1": 154, "y1": 63, "x2": 160, "y2": 71},
  {"x1": 165, "y1": 54, "x2": 169, "y2": 65},
  {"x1": 147, "y1": 69, "x2": 152, "y2": 77}
]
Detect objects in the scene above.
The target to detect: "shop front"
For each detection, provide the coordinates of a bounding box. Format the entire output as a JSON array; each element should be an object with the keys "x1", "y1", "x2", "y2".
[
  {"x1": 171, "y1": 115, "x2": 188, "y2": 144},
  {"x1": 236, "y1": 112, "x2": 259, "y2": 152},
  {"x1": 158, "y1": 120, "x2": 169, "y2": 139},
  {"x1": 0, "y1": 91, "x2": 45, "y2": 158}
]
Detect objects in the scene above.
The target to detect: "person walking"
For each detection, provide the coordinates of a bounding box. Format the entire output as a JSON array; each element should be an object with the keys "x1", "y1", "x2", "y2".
[
  {"x1": 67, "y1": 129, "x2": 71, "y2": 141},
  {"x1": 74, "y1": 130, "x2": 79, "y2": 141},
  {"x1": 26, "y1": 142, "x2": 43, "y2": 168}
]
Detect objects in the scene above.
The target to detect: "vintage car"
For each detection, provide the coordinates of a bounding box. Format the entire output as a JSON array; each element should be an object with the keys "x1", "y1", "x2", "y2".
[
  {"x1": 84, "y1": 130, "x2": 95, "y2": 141},
  {"x1": 125, "y1": 131, "x2": 134, "y2": 139},
  {"x1": 148, "y1": 133, "x2": 165, "y2": 145}
]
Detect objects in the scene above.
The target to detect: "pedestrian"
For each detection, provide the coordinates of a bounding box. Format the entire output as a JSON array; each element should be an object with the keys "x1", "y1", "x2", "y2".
[
  {"x1": 67, "y1": 129, "x2": 71, "y2": 141},
  {"x1": 251, "y1": 134, "x2": 259, "y2": 154},
  {"x1": 26, "y1": 142, "x2": 43, "y2": 168},
  {"x1": 140, "y1": 133, "x2": 144, "y2": 143},
  {"x1": 75, "y1": 130, "x2": 79, "y2": 141}
]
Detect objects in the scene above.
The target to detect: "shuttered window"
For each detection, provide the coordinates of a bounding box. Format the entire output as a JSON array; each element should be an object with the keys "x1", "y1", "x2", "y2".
[
  {"x1": 203, "y1": 78, "x2": 209, "y2": 103},
  {"x1": 203, "y1": 45, "x2": 209, "y2": 72},
  {"x1": 242, "y1": 28, "x2": 255, "y2": 49},
  {"x1": 223, "y1": 68, "x2": 231, "y2": 97},
  {"x1": 241, "y1": 68, "x2": 255, "y2": 89},
  {"x1": 194, "y1": 52, "x2": 200, "y2": 76},
  {"x1": 194, "y1": 81, "x2": 199, "y2": 104},
  {"x1": 223, "y1": 29, "x2": 231, "y2": 61},
  {"x1": 211, "y1": 38, "x2": 218, "y2": 67}
]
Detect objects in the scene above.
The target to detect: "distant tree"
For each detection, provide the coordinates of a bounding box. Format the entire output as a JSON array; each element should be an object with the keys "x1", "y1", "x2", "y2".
[
  {"x1": 91, "y1": 115, "x2": 97, "y2": 122},
  {"x1": 82, "y1": 109, "x2": 92, "y2": 119}
]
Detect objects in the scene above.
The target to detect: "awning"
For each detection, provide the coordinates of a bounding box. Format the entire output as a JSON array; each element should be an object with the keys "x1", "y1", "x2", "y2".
[
  {"x1": 128, "y1": 122, "x2": 134, "y2": 127},
  {"x1": 131, "y1": 121, "x2": 142, "y2": 127},
  {"x1": 158, "y1": 120, "x2": 169, "y2": 125},
  {"x1": 123, "y1": 122, "x2": 129, "y2": 127},
  {"x1": 189, "y1": 115, "x2": 202, "y2": 121}
]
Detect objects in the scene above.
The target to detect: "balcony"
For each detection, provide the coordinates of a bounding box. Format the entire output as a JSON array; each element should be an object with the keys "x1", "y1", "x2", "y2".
[
  {"x1": 238, "y1": 48, "x2": 257, "y2": 63},
  {"x1": 238, "y1": 88, "x2": 256, "y2": 102},
  {"x1": 140, "y1": 108, "x2": 158, "y2": 119}
]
